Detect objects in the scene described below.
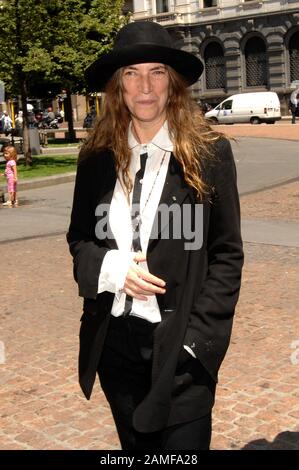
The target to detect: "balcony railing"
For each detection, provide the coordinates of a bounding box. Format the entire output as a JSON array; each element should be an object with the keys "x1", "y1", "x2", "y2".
[{"x1": 134, "y1": 11, "x2": 183, "y2": 24}]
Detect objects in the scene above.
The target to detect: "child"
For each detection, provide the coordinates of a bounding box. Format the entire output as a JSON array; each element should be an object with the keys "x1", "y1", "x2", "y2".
[{"x1": 0, "y1": 145, "x2": 18, "y2": 207}]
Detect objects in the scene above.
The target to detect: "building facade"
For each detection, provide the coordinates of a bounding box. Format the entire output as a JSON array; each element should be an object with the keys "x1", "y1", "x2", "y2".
[{"x1": 130, "y1": 1, "x2": 299, "y2": 113}]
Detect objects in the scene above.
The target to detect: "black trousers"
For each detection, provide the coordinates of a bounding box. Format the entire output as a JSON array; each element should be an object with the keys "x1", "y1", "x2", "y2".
[
  {"x1": 98, "y1": 315, "x2": 212, "y2": 450},
  {"x1": 291, "y1": 112, "x2": 296, "y2": 124}
]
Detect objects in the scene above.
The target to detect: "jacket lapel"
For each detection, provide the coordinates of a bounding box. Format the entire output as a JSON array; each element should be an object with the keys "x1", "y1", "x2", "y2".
[
  {"x1": 148, "y1": 154, "x2": 196, "y2": 248},
  {"x1": 94, "y1": 152, "x2": 118, "y2": 250},
  {"x1": 93, "y1": 151, "x2": 196, "y2": 251}
]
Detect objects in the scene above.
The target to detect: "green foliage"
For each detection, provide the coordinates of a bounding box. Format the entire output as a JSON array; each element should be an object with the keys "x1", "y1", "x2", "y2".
[
  {"x1": 0, "y1": 0, "x2": 128, "y2": 97},
  {"x1": 0, "y1": 0, "x2": 55, "y2": 94}
]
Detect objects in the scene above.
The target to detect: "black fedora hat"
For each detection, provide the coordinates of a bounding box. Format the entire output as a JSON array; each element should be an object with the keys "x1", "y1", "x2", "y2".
[{"x1": 85, "y1": 21, "x2": 203, "y2": 91}]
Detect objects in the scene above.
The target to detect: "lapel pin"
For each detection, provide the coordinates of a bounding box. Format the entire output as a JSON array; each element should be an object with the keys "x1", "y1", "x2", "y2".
[{"x1": 172, "y1": 196, "x2": 177, "y2": 201}]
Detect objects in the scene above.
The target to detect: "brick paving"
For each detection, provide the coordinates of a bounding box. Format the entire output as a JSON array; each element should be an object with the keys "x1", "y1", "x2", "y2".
[
  {"x1": 212, "y1": 240, "x2": 299, "y2": 450},
  {"x1": 0, "y1": 180, "x2": 298, "y2": 450},
  {"x1": 217, "y1": 122, "x2": 299, "y2": 141},
  {"x1": 0, "y1": 123, "x2": 299, "y2": 450},
  {"x1": 67, "y1": 120, "x2": 299, "y2": 143},
  {"x1": 241, "y1": 180, "x2": 299, "y2": 222}
]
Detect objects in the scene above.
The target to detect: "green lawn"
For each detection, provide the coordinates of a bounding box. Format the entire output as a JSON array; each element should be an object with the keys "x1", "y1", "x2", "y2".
[{"x1": 0, "y1": 155, "x2": 78, "y2": 180}]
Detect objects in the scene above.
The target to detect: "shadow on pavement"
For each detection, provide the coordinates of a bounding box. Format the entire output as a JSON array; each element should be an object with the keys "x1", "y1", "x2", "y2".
[{"x1": 242, "y1": 431, "x2": 299, "y2": 450}]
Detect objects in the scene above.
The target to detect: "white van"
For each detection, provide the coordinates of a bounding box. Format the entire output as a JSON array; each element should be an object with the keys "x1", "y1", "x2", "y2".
[{"x1": 205, "y1": 92, "x2": 281, "y2": 124}]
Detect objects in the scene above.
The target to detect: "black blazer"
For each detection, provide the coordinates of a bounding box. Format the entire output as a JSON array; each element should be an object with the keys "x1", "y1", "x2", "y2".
[{"x1": 67, "y1": 138, "x2": 244, "y2": 432}]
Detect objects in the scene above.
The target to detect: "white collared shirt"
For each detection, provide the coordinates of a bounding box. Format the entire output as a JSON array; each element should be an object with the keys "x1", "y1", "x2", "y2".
[{"x1": 97, "y1": 121, "x2": 173, "y2": 323}]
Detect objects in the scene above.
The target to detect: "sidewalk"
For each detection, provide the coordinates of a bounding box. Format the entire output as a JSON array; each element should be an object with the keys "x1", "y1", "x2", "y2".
[
  {"x1": 0, "y1": 181, "x2": 298, "y2": 450},
  {"x1": 1, "y1": 121, "x2": 298, "y2": 193},
  {"x1": 217, "y1": 120, "x2": 299, "y2": 141},
  {"x1": 50, "y1": 119, "x2": 299, "y2": 142},
  {"x1": 0, "y1": 128, "x2": 298, "y2": 450},
  {"x1": 15, "y1": 172, "x2": 75, "y2": 191},
  {"x1": 40, "y1": 147, "x2": 79, "y2": 155}
]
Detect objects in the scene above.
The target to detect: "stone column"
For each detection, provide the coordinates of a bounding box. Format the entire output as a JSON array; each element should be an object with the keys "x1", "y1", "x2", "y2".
[
  {"x1": 223, "y1": 36, "x2": 243, "y2": 95},
  {"x1": 266, "y1": 32, "x2": 286, "y2": 91}
]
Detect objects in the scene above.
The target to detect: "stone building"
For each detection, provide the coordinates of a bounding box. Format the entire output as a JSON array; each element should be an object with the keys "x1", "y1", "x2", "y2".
[{"x1": 128, "y1": 1, "x2": 299, "y2": 114}]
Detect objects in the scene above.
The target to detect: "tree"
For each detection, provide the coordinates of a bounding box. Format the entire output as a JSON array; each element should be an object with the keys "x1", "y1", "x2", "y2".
[
  {"x1": 0, "y1": 0, "x2": 56, "y2": 164},
  {"x1": 0, "y1": 0, "x2": 128, "y2": 164},
  {"x1": 51, "y1": 0, "x2": 128, "y2": 142}
]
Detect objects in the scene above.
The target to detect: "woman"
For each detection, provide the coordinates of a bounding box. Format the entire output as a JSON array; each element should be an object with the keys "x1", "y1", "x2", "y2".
[{"x1": 67, "y1": 21, "x2": 244, "y2": 450}]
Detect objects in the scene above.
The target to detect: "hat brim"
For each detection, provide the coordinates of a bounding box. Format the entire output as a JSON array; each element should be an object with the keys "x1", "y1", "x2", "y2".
[{"x1": 85, "y1": 44, "x2": 203, "y2": 91}]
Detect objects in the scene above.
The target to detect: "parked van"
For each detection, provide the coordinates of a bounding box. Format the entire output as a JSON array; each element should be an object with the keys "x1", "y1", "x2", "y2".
[{"x1": 205, "y1": 92, "x2": 281, "y2": 124}]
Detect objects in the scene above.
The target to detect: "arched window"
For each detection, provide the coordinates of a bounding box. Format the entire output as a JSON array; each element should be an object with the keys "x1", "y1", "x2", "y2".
[
  {"x1": 204, "y1": 42, "x2": 225, "y2": 89},
  {"x1": 245, "y1": 37, "x2": 268, "y2": 87},
  {"x1": 289, "y1": 31, "x2": 299, "y2": 82}
]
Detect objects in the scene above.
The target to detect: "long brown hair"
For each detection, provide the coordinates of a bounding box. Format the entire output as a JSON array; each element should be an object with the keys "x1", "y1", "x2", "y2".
[{"x1": 80, "y1": 66, "x2": 223, "y2": 200}]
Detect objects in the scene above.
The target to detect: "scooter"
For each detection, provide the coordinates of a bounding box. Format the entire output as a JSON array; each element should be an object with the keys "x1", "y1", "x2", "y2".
[{"x1": 38, "y1": 118, "x2": 59, "y2": 129}]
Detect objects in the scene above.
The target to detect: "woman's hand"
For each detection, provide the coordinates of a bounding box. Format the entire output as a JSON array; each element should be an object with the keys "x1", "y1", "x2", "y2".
[{"x1": 123, "y1": 252, "x2": 166, "y2": 301}]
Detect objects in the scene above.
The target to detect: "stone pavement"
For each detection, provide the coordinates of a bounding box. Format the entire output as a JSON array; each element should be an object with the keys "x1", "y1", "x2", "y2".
[
  {"x1": 0, "y1": 124, "x2": 298, "y2": 450},
  {"x1": 0, "y1": 180, "x2": 298, "y2": 450},
  {"x1": 1, "y1": 136, "x2": 299, "y2": 245},
  {"x1": 217, "y1": 121, "x2": 299, "y2": 141}
]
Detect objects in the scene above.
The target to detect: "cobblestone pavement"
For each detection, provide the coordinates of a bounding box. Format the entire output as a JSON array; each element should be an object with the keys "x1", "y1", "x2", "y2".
[
  {"x1": 0, "y1": 186, "x2": 298, "y2": 450},
  {"x1": 67, "y1": 121, "x2": 299, "y2": 143},
  {"x1": 241, "y1": 180, "x2": 299, "y2": 222},
  {"x1": 217, "y1": 122, "x2": 299, "y2": 141}
]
